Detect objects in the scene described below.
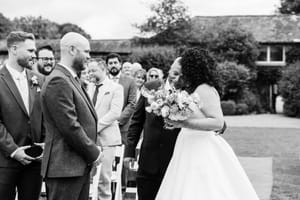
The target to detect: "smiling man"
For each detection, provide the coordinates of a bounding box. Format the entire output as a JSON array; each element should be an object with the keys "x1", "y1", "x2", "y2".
[{"x1": 36, "y1": 45, "x2": 55, "y2": 76}]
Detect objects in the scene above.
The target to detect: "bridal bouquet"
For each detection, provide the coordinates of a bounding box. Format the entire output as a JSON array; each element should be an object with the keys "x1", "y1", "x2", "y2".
[{"x1": 142, "y1": 86, "x2": 201, "y2": 129}]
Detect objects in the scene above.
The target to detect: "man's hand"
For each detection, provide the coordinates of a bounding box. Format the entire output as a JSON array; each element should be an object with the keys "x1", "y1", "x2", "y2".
[
  {"x1": 12, "y1": 146, "x2": 35, "y2": 165},
  {"x1": 124, "y1": 157, "x2": 135, "y2": 169},
  {"x1": 93, "y1": 146, "x2": 103, "y2": 166}
]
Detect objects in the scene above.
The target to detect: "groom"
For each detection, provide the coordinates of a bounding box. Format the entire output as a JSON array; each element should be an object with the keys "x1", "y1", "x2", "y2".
[{"x1": 124, "y1": 58, "x2": 182, "y2": 200}]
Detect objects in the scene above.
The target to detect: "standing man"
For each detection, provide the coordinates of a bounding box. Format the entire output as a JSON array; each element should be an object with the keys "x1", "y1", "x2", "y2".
[
  {"x1": 36, "y1": 45, "x2": 55, "y2": 76},
  {"x1": 0, "y1": 31, "x2": 45, "y2": 200},
  {"x1": 106, "y1": 53, "x2": 137, "y2": 191},
  {"x1": 105, "y1": 53, "x2": 136, "y2": 145},
  {"x1": 124, "y1": 58, "x2": 183, "y2": 200},
  {"x1": 41, "y1": 32, "x2": 101, "y2": 200},
  {"x1": 87, "y1": 58, "x2": 124, "y2": 200}
]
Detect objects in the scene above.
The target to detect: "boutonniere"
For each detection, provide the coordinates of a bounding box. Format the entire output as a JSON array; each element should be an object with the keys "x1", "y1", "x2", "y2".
[{"x1": 31, "y1": 75, "x2": 41, "y2": 92}]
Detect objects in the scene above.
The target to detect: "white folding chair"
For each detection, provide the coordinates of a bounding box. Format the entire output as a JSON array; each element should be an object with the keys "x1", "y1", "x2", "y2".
[
  {"x1": 89, "y1": 163, "x2": 102, "y2": 200},
  {"x1": 111, "y1": 145, "x2": 125, "y2": 200}
]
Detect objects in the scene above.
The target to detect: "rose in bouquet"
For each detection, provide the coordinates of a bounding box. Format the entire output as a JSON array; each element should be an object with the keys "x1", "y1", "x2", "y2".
[{"x1": 142, "y1": 86, "x2": 201, "y2": 129}]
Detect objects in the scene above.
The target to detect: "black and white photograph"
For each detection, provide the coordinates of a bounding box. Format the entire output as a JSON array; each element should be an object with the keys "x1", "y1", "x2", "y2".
[{"x1": 0, "y1": 0, "x2": 299, "y2": 200}]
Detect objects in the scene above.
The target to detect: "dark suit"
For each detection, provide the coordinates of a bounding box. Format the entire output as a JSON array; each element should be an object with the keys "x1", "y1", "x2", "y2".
[
  {"x1": 41, "y1": 64, "x2": 100, "y2": 200},
  {"x1": 125, "y1": 80, "x2": 180, "y2": 200},
  {"x1": 0, "y1": 66, "x2": 44, "y2": 200},
  {"x1": 118, "y1": 74, "x2": 137, "y2": 144}
]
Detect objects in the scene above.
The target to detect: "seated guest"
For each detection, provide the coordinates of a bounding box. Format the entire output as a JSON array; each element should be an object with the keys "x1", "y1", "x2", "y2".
[{"x1": 87, "y1": 58, "x2": 124, "y2": 200}]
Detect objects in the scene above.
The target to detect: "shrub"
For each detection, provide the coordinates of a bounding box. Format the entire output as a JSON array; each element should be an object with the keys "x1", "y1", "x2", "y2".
[
  {"x1": 279, "y1": 61, "x2": 300, "y2": 117},
  {"x1": 221, "y1": 100, "x2": 236, "y2": 115},
  {"x1": 235, "y1": 103, "x2": 249, "y2": 115},
  {"x1": 240, "y1": 89, "x2": 263, "y2": 113},
  {"x1": 217, "y1": 61, "x2": 250, "y2": 102},
  {"x1": 129, "y1": 46, "x2": 177, "y2": 77}
]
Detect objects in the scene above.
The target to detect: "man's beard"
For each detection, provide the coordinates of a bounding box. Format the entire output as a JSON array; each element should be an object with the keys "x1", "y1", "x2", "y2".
[
  {"x1": 108, "y1": 67, "x2": 120, "y2": 76},
  {"x1": 38, "y1": 64, "x2": 53, "y2": 75},
  {"x1": 72, "y1": 57, "x2": 85, "y2": 72},
  {"x1": 17, "y1": 57, "x2": 32, "y2": 70}
]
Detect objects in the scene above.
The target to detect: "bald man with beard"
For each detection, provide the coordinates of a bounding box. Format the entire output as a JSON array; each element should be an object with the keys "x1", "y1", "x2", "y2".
[{"x1": 40, "y1": 32, "x2": 102, "y2": 200}]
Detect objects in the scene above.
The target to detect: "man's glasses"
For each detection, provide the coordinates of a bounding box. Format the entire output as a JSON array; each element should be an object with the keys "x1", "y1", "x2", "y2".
[
  {"x1": 39, "y1": 57, "x2": 55, "y2": 62},
  {"x1": 150, "y1": 74, "x2": 159, "y2": 78}
]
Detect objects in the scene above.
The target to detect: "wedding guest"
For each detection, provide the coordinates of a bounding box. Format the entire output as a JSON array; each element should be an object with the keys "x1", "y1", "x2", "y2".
[
  {"x1": 41, "y1": 32, "x2": 102, "y2": 200},
  {"x1": 36, "y1": 45, "x2": 55, "y2": 76},
  {"x1": 87, "y1": 58, "x2": 124, "y2": 200},
  {"x1": 106, "y1": 53, "x2": 137, "y2": 192},
  {"x1": 131, "y1": 62, "x2": 143, "y2": 75},
  {"x1": 0, "y1": 31, "x2": 45, "y2": 200},
  {"x1": 122, "y1": 61, "x2": 133, "y2": 77},
  {"x1": 133, "y1": 68, "x2": 147, "y2": 101},
  {"x1": 147, "y1": 67, "x2": 164, "y2": 82}
]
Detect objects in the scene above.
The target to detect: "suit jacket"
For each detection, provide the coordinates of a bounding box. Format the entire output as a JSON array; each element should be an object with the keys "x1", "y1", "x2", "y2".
[
  {"x1": 41, "y1": 64, "x2": 99, "y2": 178},
  {"x1": 125, "y1": 80, "x2": 180, "y2": 175},
  {"x1": 0, "y1": 66, "x2": 45, "y2": 168},
  {"x1": 87, "y1": 78, "x2": 124, "y2": 147},
  {"x1": 118, "y1": 74, "x2": 137, "y2": 144}
]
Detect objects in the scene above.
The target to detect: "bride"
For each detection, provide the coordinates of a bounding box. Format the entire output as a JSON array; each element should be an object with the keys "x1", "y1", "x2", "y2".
[{"x1": 155, "y1": 48, "x2": 259, "y2": 200}]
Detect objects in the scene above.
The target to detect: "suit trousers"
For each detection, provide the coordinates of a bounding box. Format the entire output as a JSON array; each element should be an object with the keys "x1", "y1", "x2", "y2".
[
  {"x1": 45, "y1": 167, "x2": 91, "y2": 200},
  {"x1": 98, "y1": 146, "x2": 116, "y2": 200},
  {"x1": 0, "y1": 162, "x2": 42, "y2": 200},
  {"x1": 136, "y1": 169, "x2": 164, "y2": 200}
]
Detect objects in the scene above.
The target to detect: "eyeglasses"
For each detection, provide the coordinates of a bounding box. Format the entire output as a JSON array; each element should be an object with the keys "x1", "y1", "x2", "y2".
[
  {"x1": 39, "y1": 57, "x2": 55, "y2": 62},
  {"x1": 150, "y1": 74, "x2": 159, "y2": 78}
]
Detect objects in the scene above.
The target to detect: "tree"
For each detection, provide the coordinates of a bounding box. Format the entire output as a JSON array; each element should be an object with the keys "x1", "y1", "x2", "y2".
[
  {"x1": 135, "y1": 0, "x2": 193, "y2": 45},
  {"x1": 278, "y1": 0, "x2": 300, "y2": 14},
  {"x1": 58, "y1": 23, "x2": 91, "y2": 39},
  {"x1": 13, "y1": 16, "x2": 60, "y2": 39},
  {"x1": 0, "y1": 13, "x2": 13, "y2": 39}
]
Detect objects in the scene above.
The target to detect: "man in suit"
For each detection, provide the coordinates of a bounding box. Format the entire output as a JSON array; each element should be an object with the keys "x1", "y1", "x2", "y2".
[
  {"x1": 0, "y1": 31, "x2": 45, "y2": 200},
  {"x1": 105, "y1": 53, "x2": 137, "y2": 191},
  {"x1": 87, "y1": 58, "x2": 124, "y2": 200},
  {"x1": 35, "y1": 45, "x2": 55, "y2": 76},
  {"x1": 124, "y1": 58, "x2": 182, "y2": 200},
  {"x1": 40, "y1": 32, "x2": 102, "y2": 200},
  {"x1": 105, "y1": 53, "x2": 137, "y2": 144}
]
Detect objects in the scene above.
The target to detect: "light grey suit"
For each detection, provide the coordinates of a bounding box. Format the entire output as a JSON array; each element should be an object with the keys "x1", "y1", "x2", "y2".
[{"x1": 88, "y1": 77, "x2": 124, "y2": 200}]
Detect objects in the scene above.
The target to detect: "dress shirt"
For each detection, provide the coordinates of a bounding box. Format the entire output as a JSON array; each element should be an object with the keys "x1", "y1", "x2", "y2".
[
  {"x1": 109, "y1": 72, "x2": 121, "y2": 83},
  {"x1": 6, "y1": 64, "x2": 29, "y2": 114},
  {"x1": 58, "y1": 63, "x2": 77, "y2": 78}
]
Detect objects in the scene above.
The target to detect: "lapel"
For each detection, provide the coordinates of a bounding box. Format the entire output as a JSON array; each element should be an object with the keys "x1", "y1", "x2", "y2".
[
  {"x1": 0, "y1": 66, "x2": 29, "y2": 116},
  {"x1": 26, "y1": 70, "x2": 36, "y2": 115},
  {"x1": 56, "y1": 65, "x2": 98, "y2": 121},
  {"x1": 95, "y1": 79, "x2": 109, "y2": 109}
]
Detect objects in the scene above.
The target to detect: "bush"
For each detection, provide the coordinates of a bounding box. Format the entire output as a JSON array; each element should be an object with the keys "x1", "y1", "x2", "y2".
[
  {"x1": 221, "y1": 100, "x2": 236, "y2": 115},
  {"x1": 235, "y1": 103, "x2": 249, "y2": 115},
  {"x1": 240, "y1": 89, "x2": 263, "y2": 113},
  {"x1": 217, "y1": 61, "x2": 250, "y2": 101},
  {"x1": 129, "y1": 46, "x2": 177, "y2": 77},
  {"x1": 279, "y1": 61, "x2": 300, "y2": 117}
]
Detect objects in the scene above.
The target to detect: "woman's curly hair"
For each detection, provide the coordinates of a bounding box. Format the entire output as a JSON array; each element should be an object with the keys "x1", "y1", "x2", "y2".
[{"x1": 179, "y1": 47, "x2": 220, "y2": 94}]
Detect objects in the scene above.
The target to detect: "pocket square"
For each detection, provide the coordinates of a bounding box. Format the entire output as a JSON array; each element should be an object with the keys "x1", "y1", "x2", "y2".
[{"x1": 104, "y1": 91, "x2": 110, "y2": 95}]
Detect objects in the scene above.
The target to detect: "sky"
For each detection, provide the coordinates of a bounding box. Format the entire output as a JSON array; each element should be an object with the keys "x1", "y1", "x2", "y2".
[{"x1": 0, "y1": 0, "x2": 280, "y2": 39}]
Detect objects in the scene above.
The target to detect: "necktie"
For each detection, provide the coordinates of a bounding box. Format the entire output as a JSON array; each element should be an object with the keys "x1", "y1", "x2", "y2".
[{"x1": 92, "y1": 84, "x2": 102, "y2": 106}]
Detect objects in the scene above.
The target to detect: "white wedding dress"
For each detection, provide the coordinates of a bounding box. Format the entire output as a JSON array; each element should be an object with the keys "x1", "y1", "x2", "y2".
[{"x1": 155, "y1": 86, "x2": 259, "y2": 200}]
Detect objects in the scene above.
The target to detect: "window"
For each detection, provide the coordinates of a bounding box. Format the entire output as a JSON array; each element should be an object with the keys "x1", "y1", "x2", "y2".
[
  {"x1": 258, "y1": 46, "x2": 267, "y2": 61},
  {"x1": 270, "y1": 46, "x2": 283, "y2": 61}
]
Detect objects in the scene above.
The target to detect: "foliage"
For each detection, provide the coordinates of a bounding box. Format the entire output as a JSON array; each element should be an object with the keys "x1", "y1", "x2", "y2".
[
  {"x1": 278, "y1": 0, "x2": 300, "y2": 14},
  {"x1": 285, "y1": 46, "x2": 300, "y2": 64},
  {"x1": 239, "y1": 89, "x2": 263, "y2": 113},
  {"x1": 217, "y1": 61, "x2": 251, "y2": 102},
  {"x1": 13, "y1": 16, "x2": 60, "y2": 39},
  {"x1": 235, "y1": 103, "x2": 249, "y2": 115},
  {"x1": 129, "y1": 46, "x2": 177, "y2": 77},
  {"x1": 0, "y1": 13, "x2": 13, "y2": 39},
  {"x1": 221, "y1": 100, "x2": 236, "y2": 115},
  {"x1": 134, "y1": 0, "x2": 193, "y2": 45},
  {"x1": 58, "y1": 23, "x2": 91, "y2": 39},
  {"x1": 203, "y1": 26, "x2": 259, "y2": 69},
  {"x1": 12, "y1": 15, "x2": 91, "y2": 39},
  {"x1": 279, "y1": 61, "x2": 300, "y2": 117}
]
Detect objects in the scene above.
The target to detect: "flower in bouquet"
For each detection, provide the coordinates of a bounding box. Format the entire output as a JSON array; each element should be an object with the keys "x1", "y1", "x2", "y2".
[{"x1": 142, "y1": 86, "x2": 201, "y2": 129}]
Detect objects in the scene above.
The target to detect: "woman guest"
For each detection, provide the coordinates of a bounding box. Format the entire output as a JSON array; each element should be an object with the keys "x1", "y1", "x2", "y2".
[
  {"x1": 147, "y1": 67, "x2": 164, "y2": 82},
  {"x1": 133, "y1": 68, "x2": 147, "y2": 101}
]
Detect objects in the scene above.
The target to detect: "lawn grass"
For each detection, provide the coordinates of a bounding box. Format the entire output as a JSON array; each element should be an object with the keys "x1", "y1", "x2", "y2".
[{"x1": 223, "y1": 127, "x2": 300, "y2": 200}]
